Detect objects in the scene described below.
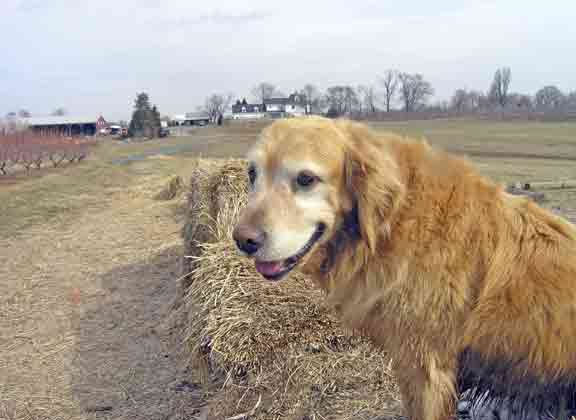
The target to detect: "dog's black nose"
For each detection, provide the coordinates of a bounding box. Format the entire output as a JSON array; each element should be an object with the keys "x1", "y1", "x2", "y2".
[{"x1": 233, "y1": 224, "x2": 266, "y2": 255}]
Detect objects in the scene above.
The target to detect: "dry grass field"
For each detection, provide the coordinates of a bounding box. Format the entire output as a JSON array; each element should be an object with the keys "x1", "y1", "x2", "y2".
[{"x1": 1, "y1": 118, "x2": 576, "y2": 419}]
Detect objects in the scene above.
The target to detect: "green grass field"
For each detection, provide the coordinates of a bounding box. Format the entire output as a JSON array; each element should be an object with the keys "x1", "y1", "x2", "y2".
[{"x1": 371, "y1": 119, "x2": 576, "y2": 180}]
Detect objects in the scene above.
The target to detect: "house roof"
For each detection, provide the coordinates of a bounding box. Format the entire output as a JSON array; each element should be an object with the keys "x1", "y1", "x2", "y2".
[
  {"x1": 263, "y1": 97, "x2": 290, "y2": 105},
  {"x1": 264, "y1": 93, "x2": 306, "y2": 106},
  {"x1": 171, "y1": 113, "x2": 210, "y2": 122},
  {"x1": 184, "y1": 112, "x2": 210, "y2": 120},
  {"x1": 171, "y1": 112, "x2": 210, "y2": 121},
  {"x1": 23, "y1": 116, "x2": 105, "y2": 126}
]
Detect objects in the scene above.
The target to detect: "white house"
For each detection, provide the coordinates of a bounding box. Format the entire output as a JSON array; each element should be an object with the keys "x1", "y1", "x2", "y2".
[
  {"x1": 263, "y1": 93, "x2": 307, "y2": 117},
  {"x1": 231, "y1": 92, "x2": 308, "y2": 120}
]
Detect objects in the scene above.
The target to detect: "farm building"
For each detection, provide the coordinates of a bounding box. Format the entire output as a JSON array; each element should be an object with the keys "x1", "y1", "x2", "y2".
[
  {"x1": 264, "y1": 93, "x2": 308, "y2": 117},
  {"x1": 231, "y1": 93, "x2": 309, "y2": 120},
  {"x1": 170, "y1": 112, "x2": 211, "y2": 126},
  {"x1": 24, "y1": 115, "x2": 108, "y2": 136},
  {"x1": 231, "y1": 99, "x2": 265, "y2": 120}
]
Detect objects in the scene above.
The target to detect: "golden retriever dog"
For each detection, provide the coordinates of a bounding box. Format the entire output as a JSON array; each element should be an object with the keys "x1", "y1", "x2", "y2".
[{"x1": 232, "y1": 116, "x2": 576, "y2": 420}]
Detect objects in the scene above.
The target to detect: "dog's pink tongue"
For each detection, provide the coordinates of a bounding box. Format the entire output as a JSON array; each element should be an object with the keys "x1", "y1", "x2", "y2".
[{"x1": 255, "y1": 261, "x2": 284, "y2": 277}]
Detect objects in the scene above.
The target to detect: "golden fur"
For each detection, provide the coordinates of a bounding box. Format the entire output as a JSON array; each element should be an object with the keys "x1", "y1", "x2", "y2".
[{"x1": 233, "y1": 116, "x2": 576, "y2": 420}]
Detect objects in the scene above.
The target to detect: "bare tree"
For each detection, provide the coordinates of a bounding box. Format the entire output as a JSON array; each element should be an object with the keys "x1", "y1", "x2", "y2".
[
  {"x1": 302, "y1": 84, "x2": 322, "y2": 114},
  {"x1": 427, "y1": 100, "x2": 449, "y2": 112},
  {"x1": 507, "y1": 93, "x2": 533, "y2": 109},
  {"x1": 534, "y1": 86, "x2": 565, "y2": 110},
  {"x1": 489, "y1": 67, "x2": 511, "y2": 108},
  {"x1": 567, "y1": 91, "x2": 576, "y2": 110},
  {"x1": 397, "y1": 73, "x2": 434, "y2": 112},
  {"x1": 325, "y1": 86, "x2": 347, "y2": 116},
  {"x1": 467, "y1": 90, "x2": 483, "y2": 111},
  {"x1": 343, "y1": 86, "x2": 359, "y2": 113},
  {"x1": 379, "y1": 70, "x2": 399, "y2": 112},
  {"x1": 251, "y1": 82, "x2": 277, "y2": 104},
  {"x1": 355, "y1": 86, "x2": 365, "y2": 114},
  {"x1": 51, "y1": 107, "x2": 67, "y2": 116},
  {"x1": 204, "y1": 93, "x2": 234, "y2": 121},
  {"x1": 450, "y1": 89, "x2": 484, "y2": 112},
  {"x1": 357, "y1": 85, "x2": 377, "y2": 114},
  {"x1": 450, "y1": 89, "x2": 468, "y2": 112}
]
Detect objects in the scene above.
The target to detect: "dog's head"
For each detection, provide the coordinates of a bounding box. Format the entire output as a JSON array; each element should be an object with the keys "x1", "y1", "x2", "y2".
[{"x1": 233, "y1": 117, "x2": 404, "y2": 281}]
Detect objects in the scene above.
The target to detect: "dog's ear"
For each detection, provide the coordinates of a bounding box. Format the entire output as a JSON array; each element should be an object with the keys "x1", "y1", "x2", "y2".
[{"x1": 340, "y1": 120, "x2": 405, "y2": 254}]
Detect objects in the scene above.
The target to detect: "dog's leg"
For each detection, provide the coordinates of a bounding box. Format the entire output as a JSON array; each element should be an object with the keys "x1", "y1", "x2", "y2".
[{"x1": 394, "y1": 355, "x2": 458, "y2": 420}]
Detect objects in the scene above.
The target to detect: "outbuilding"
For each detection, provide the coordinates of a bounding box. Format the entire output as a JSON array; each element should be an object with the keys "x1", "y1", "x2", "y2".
[{"x1": 24, "y1": 115, "x2": 108, "y2": 136}]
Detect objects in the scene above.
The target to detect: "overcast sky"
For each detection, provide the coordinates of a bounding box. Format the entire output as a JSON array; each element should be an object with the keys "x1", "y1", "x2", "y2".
[{"x1": 1, "y1": 0, "x2": 575, "y2": 121}]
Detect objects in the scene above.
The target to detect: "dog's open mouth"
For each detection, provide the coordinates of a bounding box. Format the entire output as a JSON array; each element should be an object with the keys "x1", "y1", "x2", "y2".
[{"x1": 254, "y1": 223, "x2": 326, "y2": 281}]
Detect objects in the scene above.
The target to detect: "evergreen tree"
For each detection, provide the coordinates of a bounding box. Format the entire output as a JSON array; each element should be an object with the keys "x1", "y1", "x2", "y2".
[
  {"x1": 128, "y1": 93, "x2": 161, "y2": 138},
  {"x1": 129, "y1": 93, "x2": 149, "y2": 137},
  {"x1": 151, "y1": 105, "x2": 161, "y2": 137}
]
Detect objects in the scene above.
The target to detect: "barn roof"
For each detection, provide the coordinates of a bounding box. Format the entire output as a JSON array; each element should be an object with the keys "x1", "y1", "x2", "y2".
[
  {"x1": 264, "y1": 94, "x2": 305, "y2": 106},
  {"x1": 172, "y1": 112, "x2": 210, "y2": 121},
  {"x1": 184, "y1": 112, "x2": 210, "y2": 120},
  {"x1": 263, "y1": 97, "x2": 290, "y2": 105},
  {"x1": 23, "y1": 116, "x2": 105, "y2": 126}
]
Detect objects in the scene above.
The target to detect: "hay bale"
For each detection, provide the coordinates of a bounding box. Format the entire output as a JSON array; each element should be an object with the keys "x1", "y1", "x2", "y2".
[
  {"x1": 154, "y1": 175, "x2": 184, "y2": 200},
  {"x1": 204, "y1": 345, "x2": 401, "y2": 420},
  {"x1": 183, "y1": 240, "x2": 401, "y2": 420},
  {"x1": 177, "y1": 156, "x2": 401, "y2": 419},
  {"x1": 179, "y1": 158, "x2": 249, "y2": 285}
]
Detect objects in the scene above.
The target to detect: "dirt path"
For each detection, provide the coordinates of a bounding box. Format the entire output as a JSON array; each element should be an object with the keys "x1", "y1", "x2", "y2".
[{"x1": 0, "y1": 184, "x2": 201, "y2": 420}]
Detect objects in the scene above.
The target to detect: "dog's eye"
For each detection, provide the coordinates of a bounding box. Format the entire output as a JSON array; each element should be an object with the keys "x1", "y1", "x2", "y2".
[
  {"x1": 296, "y1": 171, "x2": 318, "y2": 189},
  {"x1": 248, "y1": 165, "x2": 257, "y2": 185}
]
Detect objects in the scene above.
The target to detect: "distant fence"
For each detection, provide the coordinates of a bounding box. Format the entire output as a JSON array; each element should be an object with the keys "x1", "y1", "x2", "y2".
[
  {"x1": 509, "y1": 180, "x2": 576, "y2": 191},
  {"x1": 350, "y1": 110, "x2": 576, "y2": 123},
  {"x1": 0, "y1": 131, "x2": 97, "y2": 176}
]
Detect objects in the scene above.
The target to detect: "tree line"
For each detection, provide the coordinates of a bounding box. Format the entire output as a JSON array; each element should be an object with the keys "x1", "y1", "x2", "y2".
[
  {"x1": 3, "y1": 108, "x2": 68, "y2": 120},
  {"x1": 450, "y1": 68, "x2": 576, "y2": 113},
  {"x1": 4, "y1": 67, "x2": 575, "y2": 140},
  {"x1": 205, "y1": 67, "x2": 576, "y2": 118}
]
